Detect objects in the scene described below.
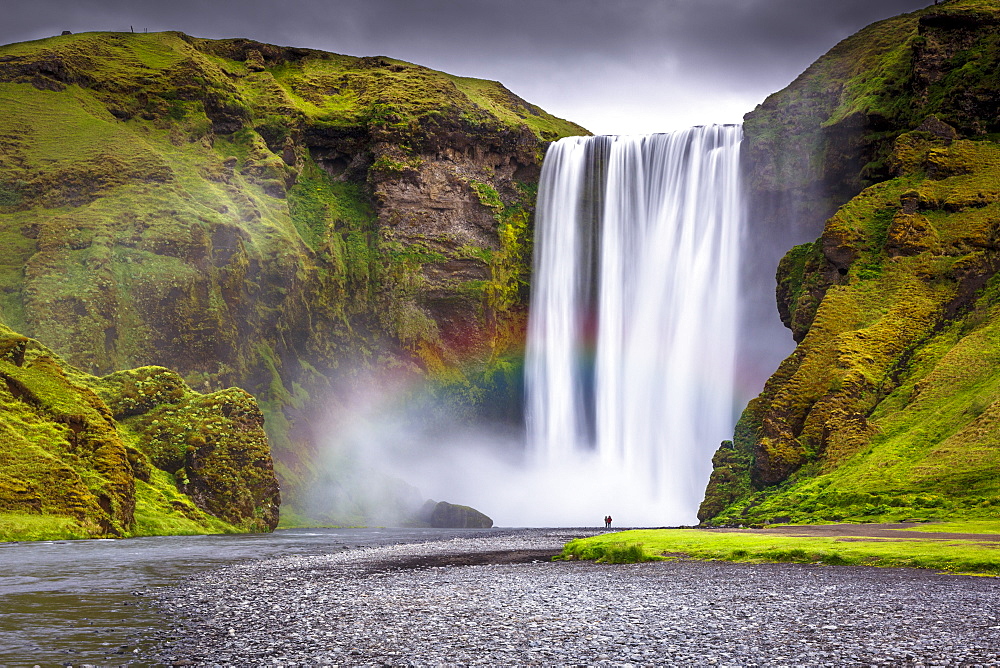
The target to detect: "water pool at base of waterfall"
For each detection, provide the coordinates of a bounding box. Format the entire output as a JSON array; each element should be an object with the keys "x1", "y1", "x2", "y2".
[{"x1": 0, "y1": 527, "x2": 499, "y2": 665}]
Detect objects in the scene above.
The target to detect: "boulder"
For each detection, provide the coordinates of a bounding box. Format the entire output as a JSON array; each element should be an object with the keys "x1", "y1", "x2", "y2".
[{"x1": 424, "y1": 500, "x2": 493, "y2": 528}]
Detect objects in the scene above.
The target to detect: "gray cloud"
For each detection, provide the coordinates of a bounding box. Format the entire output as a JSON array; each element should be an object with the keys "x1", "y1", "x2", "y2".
[{"x1": 2, "y1": 0, "x2": 932, "y2": 133}]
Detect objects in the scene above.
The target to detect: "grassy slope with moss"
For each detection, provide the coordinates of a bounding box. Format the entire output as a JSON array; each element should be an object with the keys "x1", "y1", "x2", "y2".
[
  {"x1": 562, "y1": 523, "x2": 1000, "y2": 575},
  {"x1": 0, "y1": 323, "x2": 278, "y2": 541},
  {"x1": 744, "y1": 0, "x2": 1000, "y2": 225},
  {"x1": 0, "y1": 31, "x2": 586, "y2": 525},
  {"x1": 701, "y1": 0, "x2": 1000, "y2": 526}
]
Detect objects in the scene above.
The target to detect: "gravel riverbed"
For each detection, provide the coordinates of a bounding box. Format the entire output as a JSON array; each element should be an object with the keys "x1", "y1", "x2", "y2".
[{"x1": 149, "y1": 529, "x2": 1000, "y2": 666}]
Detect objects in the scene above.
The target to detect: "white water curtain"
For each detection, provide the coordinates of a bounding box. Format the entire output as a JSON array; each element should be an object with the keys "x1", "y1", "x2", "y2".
[{"x1": 525, "y1": 126, "x2": 743, "y2": 524}]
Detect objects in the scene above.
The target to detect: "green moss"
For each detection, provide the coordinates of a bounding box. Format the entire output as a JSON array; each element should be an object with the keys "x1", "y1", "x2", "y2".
[
  {"x1": 444, "y1": 74, "x2": 586, "y2": 141},
  {"x1": 0, "y1": 513, "x2": 93, "y2": 541},
  {"x1": 703, "y1": 134, "x2": 1000, "y2": 527},
  {"x1": 131, "y1": 468, "x2": 237, "y2": 537},
  {"x1": 0, "y1": 322, "x2": 277, "y2": 541},
  {"x1": 288, "y1": 158, "x2": 376, "y2": 250},
  {"x1": 370, "y1": 154, "x2": 420, "y2": 176},
  {"x1": 564, "y1": 526, "x2": 1000, "y2": 576},
  {"x1": 745, "y1": 0, "x2": 1000, "y2": 222}
]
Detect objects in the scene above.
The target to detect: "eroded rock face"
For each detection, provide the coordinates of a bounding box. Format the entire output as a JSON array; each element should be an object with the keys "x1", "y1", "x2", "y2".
[
  {"x1": 702, "y1": 128, "x2": 1000, "y2": 526},
  {"x1": 113, "y1": 381, "x2": 282, "y2": 533},
  {"x1": 744, "y1": 2, "x2": 1000, "y2": 238},
  {"x1": 737, "y1": 1, "x2": 1000, "y2": 400},
  {"x1": 0, "y1": 325, "x2": 281, "y2": 540},
  {"x1": 0, "y1": 333, "x2": 135, "y2": 536}
]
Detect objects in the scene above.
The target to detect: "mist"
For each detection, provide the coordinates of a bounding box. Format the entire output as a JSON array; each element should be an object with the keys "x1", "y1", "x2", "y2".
[{"x1": 304, "y1": 370, "x2": 701, "y2": 529}]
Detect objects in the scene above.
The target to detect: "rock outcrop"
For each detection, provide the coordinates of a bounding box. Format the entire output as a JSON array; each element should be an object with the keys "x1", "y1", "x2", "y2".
[
  {"x1": 738, "y1": 0, "x2": 1000, "y2": 396},
  {"x1": 424, "y1": 500, "x2": 494, "y2": 529},
  {"x1": 701, "y1": 0, "x2": 1000, "y2": 525},
  {"x1": 0, "y1": 324, "x2": 279, "y2": 540}
]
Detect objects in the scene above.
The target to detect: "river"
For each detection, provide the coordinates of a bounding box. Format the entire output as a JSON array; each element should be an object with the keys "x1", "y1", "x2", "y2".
[{"x1": 0, "y1": 527, "x2": 498, "y2": 666}]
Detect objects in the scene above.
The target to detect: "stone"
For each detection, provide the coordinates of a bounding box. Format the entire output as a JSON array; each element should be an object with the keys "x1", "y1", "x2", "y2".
[{"x1": 429, "y1": 501, "x2": 493, "y2": 529}]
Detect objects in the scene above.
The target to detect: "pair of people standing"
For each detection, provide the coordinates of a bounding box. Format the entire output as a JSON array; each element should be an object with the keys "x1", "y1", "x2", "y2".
[{"x1": 603, "y1": 515, "x2": 613, "y2": 529}]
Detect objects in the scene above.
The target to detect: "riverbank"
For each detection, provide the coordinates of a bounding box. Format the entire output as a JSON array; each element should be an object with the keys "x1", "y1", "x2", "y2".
[
  {"x1": 562, "y1": 521, "x2": 1000, "y2": 574},
  {"x1": 151, "y1": 528, "x2": 1000, "y2": 666},
  {"x1": 0, "y1": 527, "x2": 500, "y2": 665}
]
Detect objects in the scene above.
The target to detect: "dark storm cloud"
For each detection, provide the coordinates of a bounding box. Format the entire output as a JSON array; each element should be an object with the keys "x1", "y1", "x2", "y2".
[{"x1": 2, "y1": 0, "x2": 932, "y2": 133}]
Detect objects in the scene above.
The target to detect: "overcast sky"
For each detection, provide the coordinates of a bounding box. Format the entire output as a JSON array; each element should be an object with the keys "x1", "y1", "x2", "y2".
[{"x1": 4, "y1": 0, "x2": 932, "y2": 135}]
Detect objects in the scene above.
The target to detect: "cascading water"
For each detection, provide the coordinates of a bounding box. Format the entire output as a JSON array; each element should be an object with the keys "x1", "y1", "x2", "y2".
[{"x1": 525, "y1": 125, "x2": 744, "y2": 526}]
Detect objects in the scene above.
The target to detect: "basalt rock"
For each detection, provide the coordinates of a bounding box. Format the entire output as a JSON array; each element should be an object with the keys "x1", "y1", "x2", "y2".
[
  {"x1": 428, "y1": 501, "x2": 494, "y2": 529},
  {"x1": 737, "y1": 0, "x2": 1000, "y2": 397}
]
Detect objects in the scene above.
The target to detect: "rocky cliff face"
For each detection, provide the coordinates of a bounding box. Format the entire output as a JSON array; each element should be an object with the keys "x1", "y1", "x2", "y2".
[
  {"x1": 738, "y1": 0, "x2": 1000, "y2": 392},
  {"x1": 0, "y1": 31, "x2": 586, "y2": 524},
  {"x1": 701, "y1": 0, "x2": 1000, "y2": 525},
  {"x1": 0, "y1": 323, "x2": 279, "y2": 540}
]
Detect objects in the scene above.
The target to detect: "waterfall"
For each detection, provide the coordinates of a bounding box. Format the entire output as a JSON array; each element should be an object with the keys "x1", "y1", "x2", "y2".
[{"x1": 525, "y1": 125, "x2": 744, "y2": 526}]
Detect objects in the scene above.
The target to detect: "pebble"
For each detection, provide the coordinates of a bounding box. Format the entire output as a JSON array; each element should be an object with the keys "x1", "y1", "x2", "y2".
[{"x1": 148, "y1": 529, "x2": 1000, "y2": 666}]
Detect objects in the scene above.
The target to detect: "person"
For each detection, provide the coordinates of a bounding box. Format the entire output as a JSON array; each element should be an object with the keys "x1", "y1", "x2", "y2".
[{"x1": 604, "y1": 515, "x2": 612, "y2": 529}]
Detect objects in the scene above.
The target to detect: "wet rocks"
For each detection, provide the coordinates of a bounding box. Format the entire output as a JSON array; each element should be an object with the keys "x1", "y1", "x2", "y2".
[{"x1": 151, "y1": 530, "x2": 1000, "y2": 666}]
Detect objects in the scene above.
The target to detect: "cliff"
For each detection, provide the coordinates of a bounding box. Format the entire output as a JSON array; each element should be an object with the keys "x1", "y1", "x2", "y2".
[
  {"x1": 701, "y1": 0, "x2": 1000, "y2": 524},
  {"x1": 0, "y1": 323, "x2": 279, "y2": 540},
  {"x1": 0, "y1": 31, "x2": 587, "y2": 524}
]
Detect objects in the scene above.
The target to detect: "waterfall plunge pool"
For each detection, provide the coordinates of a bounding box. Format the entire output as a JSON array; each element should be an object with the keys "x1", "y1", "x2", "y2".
[{"x1": 0, "y1": 527, "x2": 500, "y2": 665}]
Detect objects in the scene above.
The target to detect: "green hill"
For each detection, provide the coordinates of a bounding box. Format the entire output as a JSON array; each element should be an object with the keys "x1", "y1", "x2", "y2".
[
  {"x1": 0, "y1": 30, "x2": 586, "y2": 527},
  {"x1": 701, "y1": 0, "x2": 1000, "y2": 525},
  {"x1": 0, "y1": 322, "x2": 278, "y2": 540}
]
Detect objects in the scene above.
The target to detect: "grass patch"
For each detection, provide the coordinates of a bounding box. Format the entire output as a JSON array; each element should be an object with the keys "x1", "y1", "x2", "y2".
[
  {"x1": 129, "y1": 469, "x2": 236, "y2": 537},
  {"x1": 902, "y1": 519, "x2": 1000, "y2": 534},
  {"x1": 561, "y1": 540, "x2": 659, "y2": 564},
  {"x1": 562, "y1": 527, "x2": 1000, "y2": 575},
  {"x1": 0, "y1": 513, "x2": 91, "y2": 541}
]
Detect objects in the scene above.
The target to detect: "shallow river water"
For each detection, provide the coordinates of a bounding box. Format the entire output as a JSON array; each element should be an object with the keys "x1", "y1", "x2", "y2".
[{"x1": 0, "y1": 527, "x2": 497, "y2": 666}]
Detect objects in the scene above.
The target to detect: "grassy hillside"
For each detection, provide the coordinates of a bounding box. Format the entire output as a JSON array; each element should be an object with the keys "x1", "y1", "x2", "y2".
[
  {"x1": 0, "y1": 31, "x2": 587, "y2": 524},
  {"x1": 0, "y1": 323, "x2": 278, "y2": 541},
  {"x1": 702, "y1": 0, "x2": 1000, "y2": 526},
  {"x1": 704, "y1": 128, "x2": 1000, "y2": 525},
  {"x1": 744, "y1": 0, "x2": 1000, "y2": 223}
]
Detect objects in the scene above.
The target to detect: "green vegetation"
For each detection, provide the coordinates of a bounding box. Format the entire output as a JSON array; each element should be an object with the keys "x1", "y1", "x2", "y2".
[
  {"x1": 0, "y1": 322, "x2": 278, "y2": 541},
  {"x1": 745, "y1": 0, "x2": 1000, "y2": 218},
  {"x1": 0, "y1": 29, "x2": 586, "y2": 529},
  {"x1": 0, "y1": 513, "x2": 93, "y2": 541},
  {"x1": 563, "y1": 525, "x2": 1000, "y2": 575},
  {"x1": 704, "y1": 0, "x2": 1000, "y2": 532}
]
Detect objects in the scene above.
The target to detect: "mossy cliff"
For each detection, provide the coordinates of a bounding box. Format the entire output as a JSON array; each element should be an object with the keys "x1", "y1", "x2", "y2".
[
  {"x1": 744, "y1": 0, "x2": 1000, "y2": 234},
  {"x1": 0, "y1": 323, "x2": 279, "y2": 541},
  {"x1": 702, "y1": 0, "x2": 1000, "y2": 525},
  {"x1": 0, "y1": 31, "x2": 586, "y2": 523},
  {"x1": 739, "y1": 0, "x2": 1000, "y2": 384}
]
